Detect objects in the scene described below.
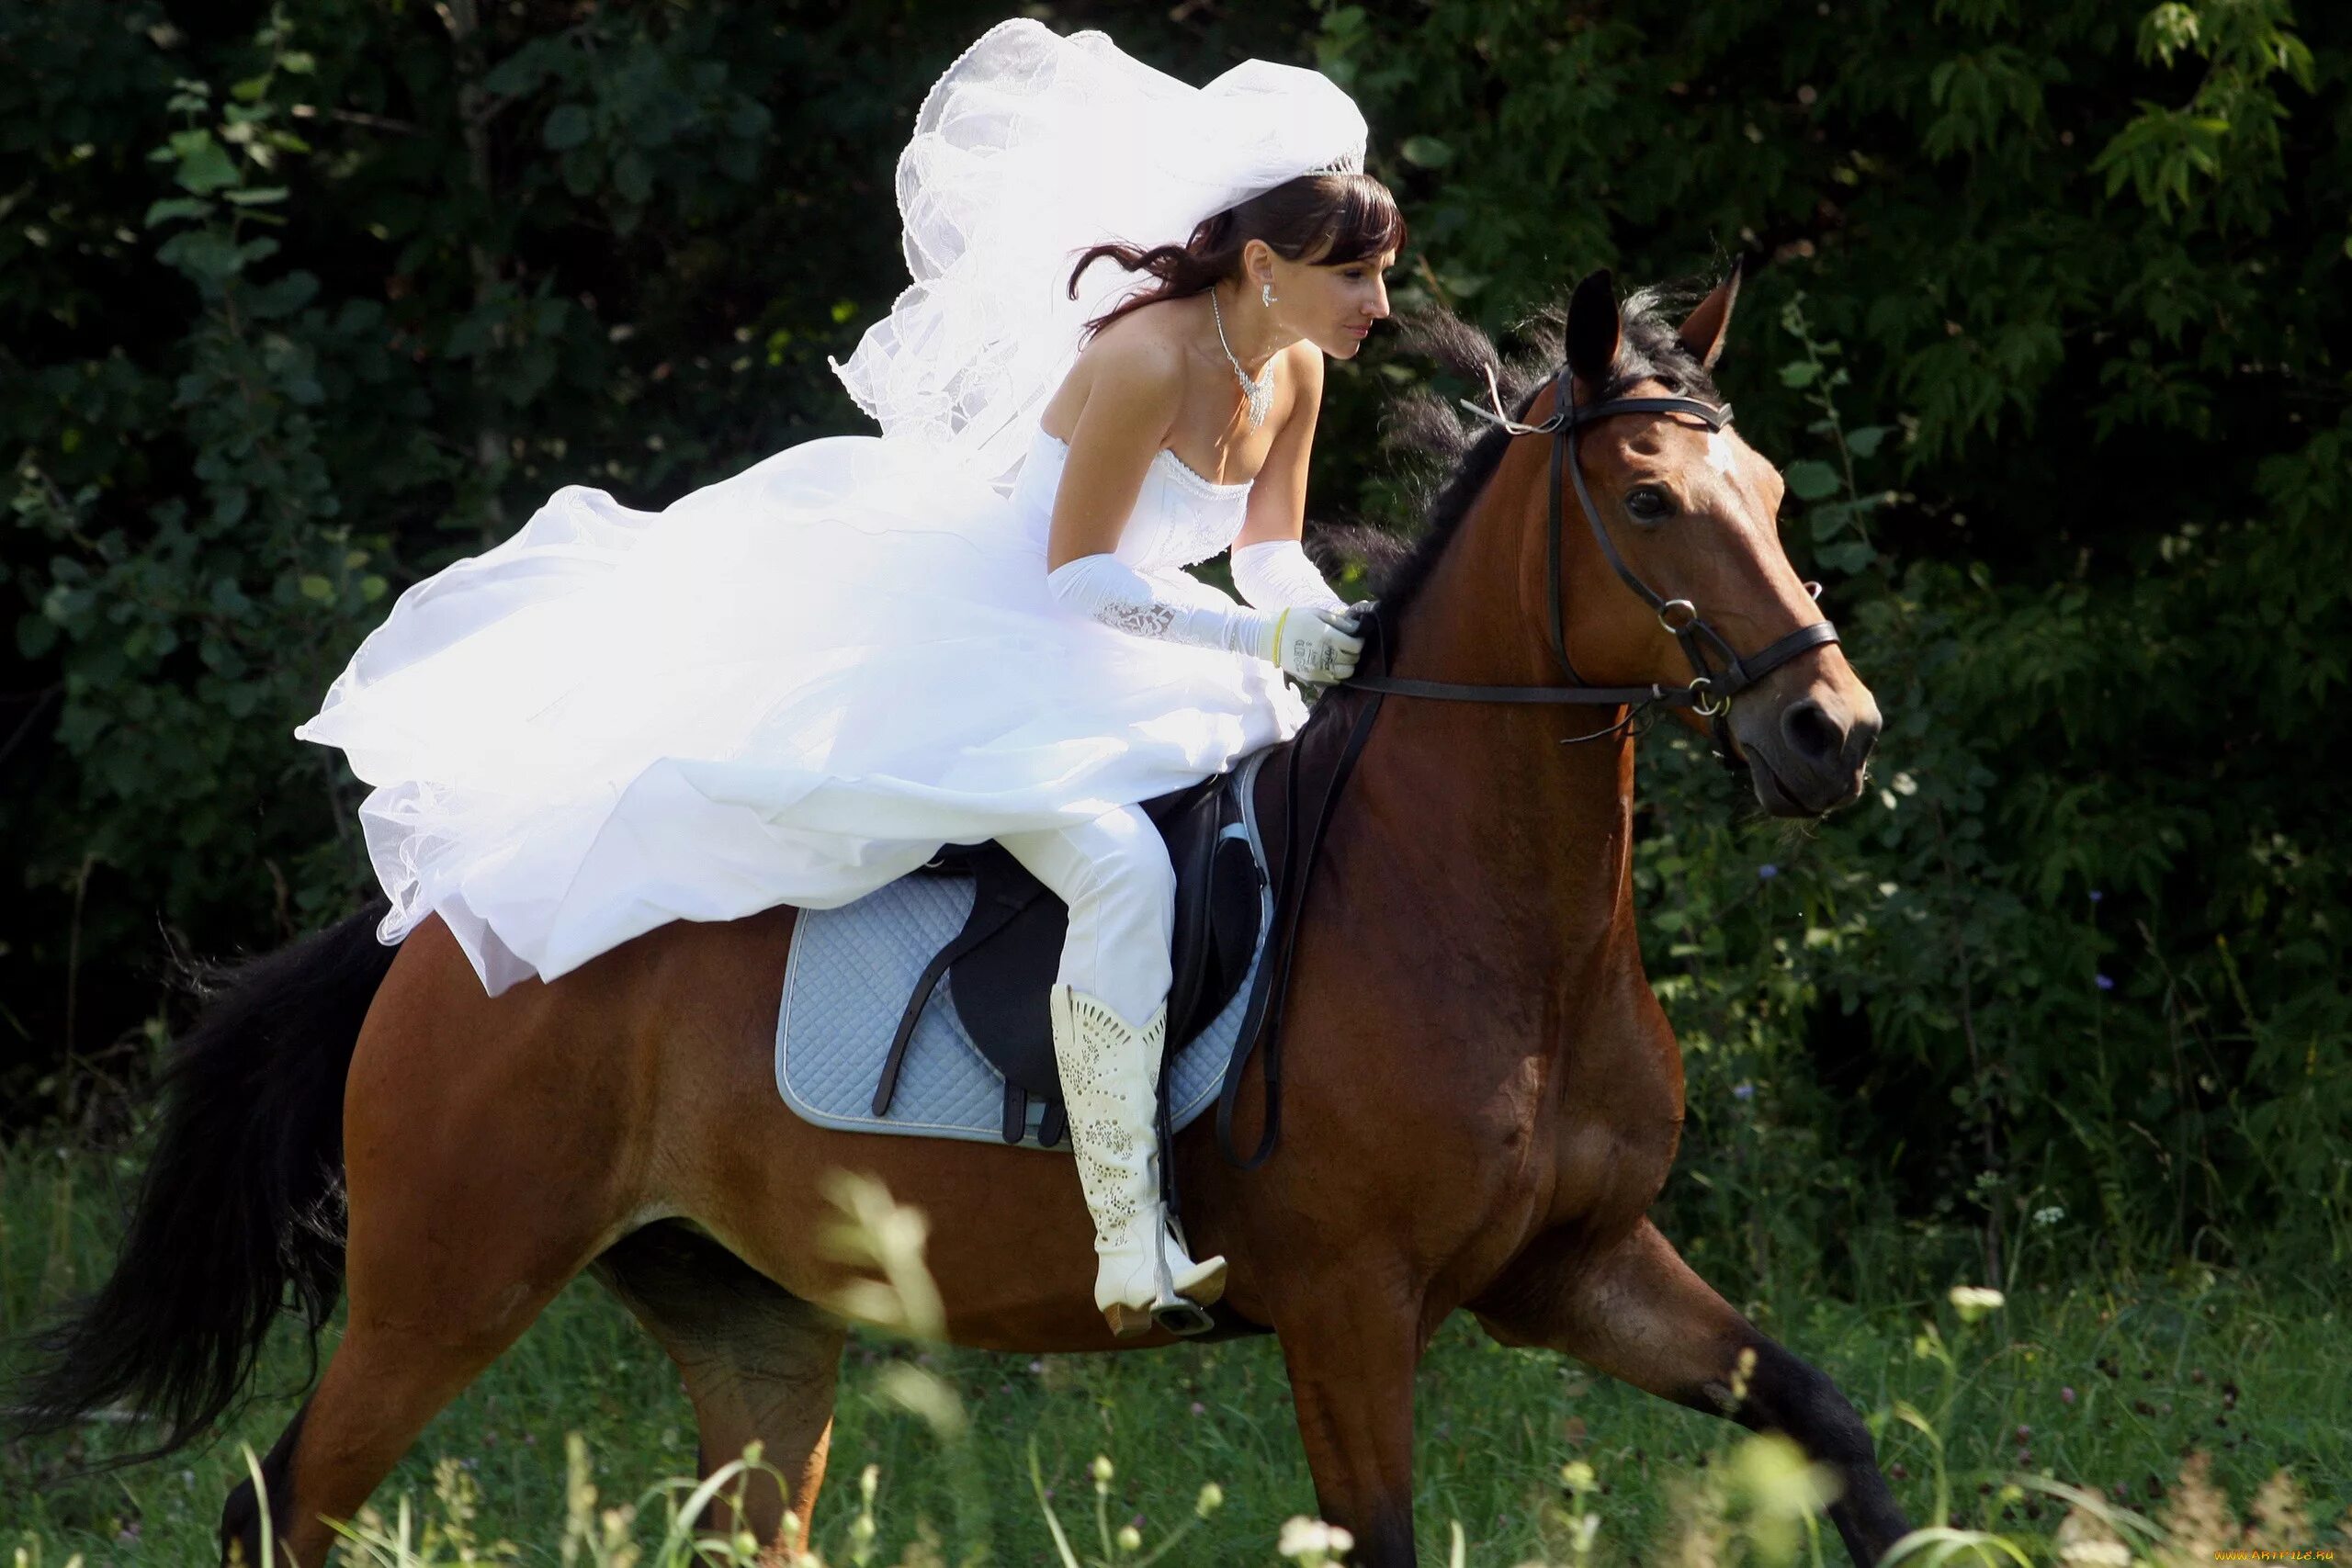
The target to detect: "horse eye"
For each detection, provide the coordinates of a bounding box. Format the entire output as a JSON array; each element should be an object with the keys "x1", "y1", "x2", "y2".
[{"x1": 1625, "y1": 486, "x2": 1674, "y2": 523}]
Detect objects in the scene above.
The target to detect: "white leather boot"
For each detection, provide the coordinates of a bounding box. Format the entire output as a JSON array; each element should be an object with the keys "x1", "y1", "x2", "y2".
[{"x1": 1050, "y1": 984, "x2": 1227, "y2": 1337}]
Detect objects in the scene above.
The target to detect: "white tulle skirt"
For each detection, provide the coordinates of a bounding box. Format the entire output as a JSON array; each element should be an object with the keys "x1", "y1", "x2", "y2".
[{"x1": 297, "y1": 436, "x2": 1304, "y2": 995}]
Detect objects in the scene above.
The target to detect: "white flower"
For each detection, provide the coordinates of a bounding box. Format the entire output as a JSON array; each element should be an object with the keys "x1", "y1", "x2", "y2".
[
  {"x1": 1948, "y1": 1285, "x2": 2006, "y2": 1323},
  {"x1": 1278, "y1": 1516, "x2": 1355, "y2": 1562},
  {"x1": 2033, "y1": 1205, "x2": 2066, "y2": 1227}
]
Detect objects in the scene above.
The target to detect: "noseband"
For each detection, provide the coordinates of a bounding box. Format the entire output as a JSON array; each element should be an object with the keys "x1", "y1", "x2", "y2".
[
  {"x1": 1213, "y1": 364, "x2": 1842, "y2": 1170},
  {"x1": 1351, "y1": 364, "x2": 1841, "y2": 761}
]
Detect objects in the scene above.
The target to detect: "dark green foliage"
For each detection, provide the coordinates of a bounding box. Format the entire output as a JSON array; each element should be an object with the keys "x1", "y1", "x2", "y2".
[
  {"x1": 4, "y1": 1, "x2": 2344, "y2": 1283},
  {"x1": 1306, "y1": 0, "x2": 2347, "y2": 1282}
]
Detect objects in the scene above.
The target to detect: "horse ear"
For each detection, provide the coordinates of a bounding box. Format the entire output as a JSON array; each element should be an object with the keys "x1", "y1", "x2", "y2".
[
  {"x1": 1675, "y1": 265, "x2": 1742, "y2": 371},
  {"x1": 1563, "y1": 269, "x2": 1621, "y2": 388}
]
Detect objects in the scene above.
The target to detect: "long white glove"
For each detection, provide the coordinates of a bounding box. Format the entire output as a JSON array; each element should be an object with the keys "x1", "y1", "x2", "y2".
[
  {"x1": 1231, "y1": 539, "x2": 1346, "y2": 614},
  {"x1": 1046, "y1": 554, "x2": 1362, "y2": 683}
]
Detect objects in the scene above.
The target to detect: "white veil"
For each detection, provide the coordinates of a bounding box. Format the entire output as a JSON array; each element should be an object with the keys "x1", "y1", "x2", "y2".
[{"x1": 830, "y1": 20, "x2": 1369, "y2": 491}]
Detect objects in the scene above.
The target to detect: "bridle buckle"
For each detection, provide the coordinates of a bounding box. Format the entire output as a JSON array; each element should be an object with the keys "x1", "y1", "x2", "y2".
[
  {"x1": 1657, "y1": 598, "x2": 1701, "y2": 634},
  {"x1": 1688, "y1": 676, "x2": 1729, "y2": 718}
]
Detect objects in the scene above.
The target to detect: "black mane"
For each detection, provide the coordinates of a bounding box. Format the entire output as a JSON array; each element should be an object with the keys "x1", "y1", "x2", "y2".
[{"x1": 1367, "y1": 283, "x2": 1723, "y2": 628}]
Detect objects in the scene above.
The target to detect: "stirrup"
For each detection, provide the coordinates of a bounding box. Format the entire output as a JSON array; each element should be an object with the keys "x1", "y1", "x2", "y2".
[
  {"x1": 1151, "y1": 1297, "x2": 1218, "y2": 1337},
  {"x1": 1103, "y1": 1277, "x2": 1224, "y2": 1339},
  {"x1": 1102, "y1": 1229, "x2": 1226, "y2": 1338}
]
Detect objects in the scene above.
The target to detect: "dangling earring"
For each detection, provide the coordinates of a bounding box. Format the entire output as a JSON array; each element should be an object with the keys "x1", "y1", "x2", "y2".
[{"x1": 1261, "y1": 282, "x2": 1277, "y2": 308}]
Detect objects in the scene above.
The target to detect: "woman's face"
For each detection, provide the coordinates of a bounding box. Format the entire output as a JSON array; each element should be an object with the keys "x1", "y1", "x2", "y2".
[{"x1": 1256, "y1": 244, "x2": 1396, "y2": 358}]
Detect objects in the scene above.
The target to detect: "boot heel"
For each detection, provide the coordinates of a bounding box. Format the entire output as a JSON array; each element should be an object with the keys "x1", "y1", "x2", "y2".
[{"x1": 1103, "y1": 1303, "x2": 1155, "y2": 1338}]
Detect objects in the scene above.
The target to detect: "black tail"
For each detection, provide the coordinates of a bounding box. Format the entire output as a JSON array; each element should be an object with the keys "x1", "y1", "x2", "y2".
[{"x1": 6, "y1": 899, "x2": 399, "y2": 1466}]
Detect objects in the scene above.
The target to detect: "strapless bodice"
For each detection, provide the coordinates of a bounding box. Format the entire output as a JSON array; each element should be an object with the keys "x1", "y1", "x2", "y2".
[{"x1": 1010, "y1": 429, "x2": 1252, "y2": 572}]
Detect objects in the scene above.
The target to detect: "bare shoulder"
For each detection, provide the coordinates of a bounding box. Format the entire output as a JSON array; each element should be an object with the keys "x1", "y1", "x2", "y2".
[
  {"x1": 1285, "y1": 339, "x2": 1326, "y2": 396},
  {"x1": 1079, "y1": 305, "x2": 1190, "y2": 385},
  {"x1": 1057, "y1": 310, "x2": 1185, "y2": 427},
  {"x1": 1271, "y1": 339, "x2": 1325, "y2": 442}
]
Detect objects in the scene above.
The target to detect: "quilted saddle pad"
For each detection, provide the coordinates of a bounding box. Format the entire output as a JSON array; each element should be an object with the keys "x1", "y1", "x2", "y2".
[{"x1": 774, "y1": 757, "x2": 1272, "y2": 1151}]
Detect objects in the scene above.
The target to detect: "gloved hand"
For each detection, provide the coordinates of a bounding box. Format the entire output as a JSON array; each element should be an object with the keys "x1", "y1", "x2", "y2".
[{"x1": 1270, "y1": 605, "x2": 1365, "y2": 684}]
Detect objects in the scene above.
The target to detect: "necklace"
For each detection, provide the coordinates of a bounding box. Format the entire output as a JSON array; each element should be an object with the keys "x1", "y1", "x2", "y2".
[{"x1": 1209, "y1": 288, "x2": 1272, "y2": 431}]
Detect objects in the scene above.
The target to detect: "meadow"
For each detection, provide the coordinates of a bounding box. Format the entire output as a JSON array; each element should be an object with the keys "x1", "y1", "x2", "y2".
[{"x1": 4, "y1": 1144, "x2": 2344, "y2": 1566}]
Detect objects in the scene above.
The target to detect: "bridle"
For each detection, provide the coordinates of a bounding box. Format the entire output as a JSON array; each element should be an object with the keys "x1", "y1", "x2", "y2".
[
  {"x1": 1350, "y1": 363, "x2": 1841, "y2": 759},
  {"x1": 1211, "y1": 362, "x2": 1842, "y2": 1171}
]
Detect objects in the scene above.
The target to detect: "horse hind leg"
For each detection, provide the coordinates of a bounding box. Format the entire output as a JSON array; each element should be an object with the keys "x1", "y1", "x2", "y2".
[
  {"x1": 593, "y1": 1222, "x2": 848, "y2": 1558},
  {"x1": 226, "y1": 927, "x2": 639, "y2": 1564},
  {"x1": 1470, "y1": 1218, "x2": 1912, "y2": 1568},
  {"x1": 223, "y1": 1226, "x2": 585, "y2": 1566}
]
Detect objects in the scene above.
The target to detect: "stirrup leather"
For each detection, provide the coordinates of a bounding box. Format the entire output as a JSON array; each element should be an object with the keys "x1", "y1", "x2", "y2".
[{"x1": 1050, "y1": 986, "x2": 1226, "y2": 1336}]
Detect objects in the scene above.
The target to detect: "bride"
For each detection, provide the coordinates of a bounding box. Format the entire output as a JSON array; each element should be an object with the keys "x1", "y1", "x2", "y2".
[{"x1": 296, "y1": 18, "x2": 1402, "y2": 1335}]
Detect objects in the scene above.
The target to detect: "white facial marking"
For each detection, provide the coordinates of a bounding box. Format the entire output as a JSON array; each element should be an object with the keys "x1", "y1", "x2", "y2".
[{"x1": 1705, "y1": 429, "x2": 1738, "y2": 477}]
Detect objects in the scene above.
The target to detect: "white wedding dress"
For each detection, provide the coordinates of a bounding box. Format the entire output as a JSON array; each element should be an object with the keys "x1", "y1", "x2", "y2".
[
  {"x1": 296, "y1": 17, "x2": 1363, "y2": 997},
  {"x1": 295, "y1": 427, "x2": 1304, "y2": 994}
]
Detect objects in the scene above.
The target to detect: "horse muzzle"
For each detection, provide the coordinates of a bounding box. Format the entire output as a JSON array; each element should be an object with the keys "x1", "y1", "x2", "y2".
[{"x1": 1735, "y1": 686, "x2": 1881, "y2": 818}]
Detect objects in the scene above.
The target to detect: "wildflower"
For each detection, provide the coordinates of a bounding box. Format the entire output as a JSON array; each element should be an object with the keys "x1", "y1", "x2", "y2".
[
  {"x1": 2033, "y1": 1205, "x2": 2065, "y2": 1226},
  {"x1": 1190, "y1": 1401, "x2": 1206, "y2": 1416},
  {"x1": 1196, "y1": 1483, "x2": 1225, "y2": 1518},
  {"x1": 1948, "y1": 1284, "x2": 2005, "y2": 1322},
  {"x1": 1732, "y1": 1081, "x2": 1755, "y2": 1100},
  {"x1": 1560, "y1": 1460, "x2": 1597, "y2": 1495},
  {"x1": 2088, "y1": 889, "x2": 2103, "y2": 903},
  {"x1": 1729, "y1": 1433, "x2": 1840, "y2": 1561},
  {"x1": 1116, "y1": 1525, "x2": 1143, "y2": 1552},
  {"x1": 1278, "y1": 1516, "x2": 1355, "y2": 1562},
  {"x1": 1091, "y1": 1455, "x2": 1115, "y2": 1486},
  {"x1": 1758, "y1": 863, "x2": 1780, "y2": 880},
  {"x1": 2061, "y1": 1386, "x2": 2076, "y2": 1405},
  {"x1": 2095, "y1": 973, "x2": 2115, "y2": 991}
]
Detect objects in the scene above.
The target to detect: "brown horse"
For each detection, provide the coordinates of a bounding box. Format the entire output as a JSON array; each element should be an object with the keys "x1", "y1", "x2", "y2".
[{"x1": 13, "y1": 268, "x2": 1907, "y2": 1566}]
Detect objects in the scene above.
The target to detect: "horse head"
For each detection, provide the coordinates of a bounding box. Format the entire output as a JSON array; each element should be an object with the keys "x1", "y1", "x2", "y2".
[{"x1": 1544, "y1": 266, "x2": 1881, "y2": 816}]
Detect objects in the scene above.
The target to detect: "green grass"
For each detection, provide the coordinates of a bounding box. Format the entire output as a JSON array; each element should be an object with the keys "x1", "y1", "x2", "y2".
[{"x1": 3, "y1": 1143, "x2": 2346, "y2": 1565}]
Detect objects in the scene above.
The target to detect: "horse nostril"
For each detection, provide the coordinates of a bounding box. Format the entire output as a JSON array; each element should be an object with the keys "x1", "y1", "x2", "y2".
[
  {"x1": 1781, "y1": 698, "x2": 1844, "y2": 763},
  {"x1": 1847, "y1": 710, "x2": 1882, "y2": 769}
]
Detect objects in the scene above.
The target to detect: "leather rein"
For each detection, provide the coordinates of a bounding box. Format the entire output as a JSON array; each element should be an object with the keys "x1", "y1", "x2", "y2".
[{"x1": 1212, "y1": 366, "x2": 1841, "y2": 1168}]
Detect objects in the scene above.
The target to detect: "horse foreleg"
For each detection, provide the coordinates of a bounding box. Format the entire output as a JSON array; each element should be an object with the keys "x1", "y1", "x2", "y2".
[
  {"x1": 1470, "y1": 1219, "x2": 1910, "y2": 1568},
  {"x1": 1267, "y1": 1278, "x2": 1428, "y2": 1566},
  {"x1": 593, "y1": 1222, "x2": 847, "y2": 1558}
]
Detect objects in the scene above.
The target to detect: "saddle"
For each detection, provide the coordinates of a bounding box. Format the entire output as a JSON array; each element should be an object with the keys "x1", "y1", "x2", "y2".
[{"x1": 868, "y1": 774, "x2": 1266, "y2": 1146}]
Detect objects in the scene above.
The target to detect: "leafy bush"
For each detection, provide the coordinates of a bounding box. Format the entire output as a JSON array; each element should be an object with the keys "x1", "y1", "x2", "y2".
[{"x1": 4, "y1": 0, "x2": 2346, "y2": 1281}]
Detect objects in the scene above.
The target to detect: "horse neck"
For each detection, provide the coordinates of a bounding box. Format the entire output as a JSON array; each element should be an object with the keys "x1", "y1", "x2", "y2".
[{"x1": 1355, "y1": 426, "x2": 1642, "y2": 972}]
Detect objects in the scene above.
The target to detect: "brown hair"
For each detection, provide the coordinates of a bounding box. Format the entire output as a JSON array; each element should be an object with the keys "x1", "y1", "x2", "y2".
[{"x1": 1067, "y1": 172, "x2": 1406, "y2": 341}]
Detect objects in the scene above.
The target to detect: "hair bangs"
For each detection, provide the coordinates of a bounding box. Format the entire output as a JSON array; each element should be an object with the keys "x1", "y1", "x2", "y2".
[{"x1": 1309, "y1": 173, "x2": 1408, "y2": 266}]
